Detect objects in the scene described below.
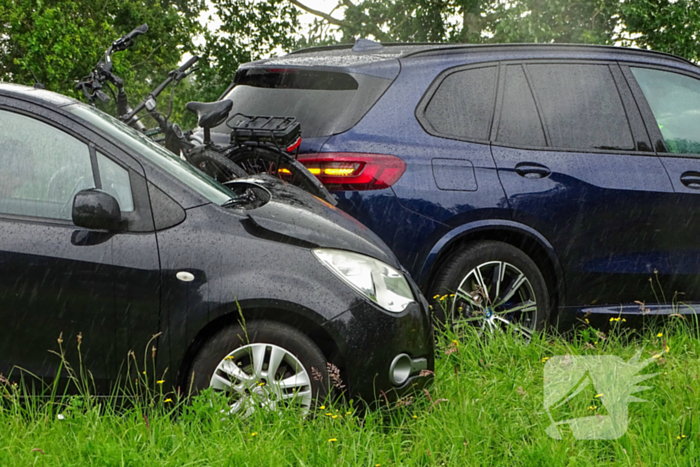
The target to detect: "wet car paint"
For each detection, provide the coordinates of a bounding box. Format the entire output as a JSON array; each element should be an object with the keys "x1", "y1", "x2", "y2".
[
  {"x1": 281, "y1": 45, "x2": 700, "y2": 322},
  {"x1": 0, "y1": 84, "x2": 434, "y2": 399}
]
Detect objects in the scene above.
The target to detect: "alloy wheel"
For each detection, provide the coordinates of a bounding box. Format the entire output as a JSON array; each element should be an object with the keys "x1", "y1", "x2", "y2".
[
  {"x1": 449, "y1": 260, "x2": 537, "y2": 340},
  {"x1": 209, "y1": 343, "x2": 313, "y2": 417}
]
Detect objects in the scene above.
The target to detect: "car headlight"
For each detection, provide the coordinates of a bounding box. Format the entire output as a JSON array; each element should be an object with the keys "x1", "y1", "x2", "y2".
[{"x1": 313, "y1": 249, "x2": 414, "y2": 313}]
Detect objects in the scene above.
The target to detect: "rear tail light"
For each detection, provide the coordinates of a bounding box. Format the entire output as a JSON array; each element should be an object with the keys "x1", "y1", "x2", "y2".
[{"x1": 297, "y1": 153, "x2": 406, "y2": 191}]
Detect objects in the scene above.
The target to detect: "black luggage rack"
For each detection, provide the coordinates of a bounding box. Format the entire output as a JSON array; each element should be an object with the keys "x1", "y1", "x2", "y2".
[{"x1": 226, "y1": 113, "x2": 302, "y2": 154}]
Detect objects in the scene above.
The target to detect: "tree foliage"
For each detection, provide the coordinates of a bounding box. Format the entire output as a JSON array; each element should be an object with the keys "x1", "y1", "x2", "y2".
[
  {"x1": 619, "y1": 0, "x2": 700, "y2": 63},
  {"x1": 0, "y1": 0, "x2": 300, "y2": 125},
  {"x1": 195, "y1": 0, "x2": 300, "y2": 103},
  {"x1": 0, "y1": 0, "x2": 202, "y2": 99},
  {"x1": 294, "y1": 0, "x2": 700, "y2": 62},
  {"x1": 1, "y1": 0, "x2": 698, "y2": 127}
]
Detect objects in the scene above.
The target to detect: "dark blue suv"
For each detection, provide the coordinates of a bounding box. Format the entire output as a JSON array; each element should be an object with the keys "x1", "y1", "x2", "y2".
[{"x1": 217, "y1": 42, "x2": 700, "y2": 333}]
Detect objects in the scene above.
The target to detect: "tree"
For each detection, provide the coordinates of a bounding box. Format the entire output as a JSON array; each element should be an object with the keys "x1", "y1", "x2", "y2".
[
  {"x1": 0, "y1": 0, "x2": 202, "y2": 99},
  {"x1": 291, "y1": 0, "x2": 621, "y2": 46},
  {"x1": 619, "y1": 0, "x2": 700, "y2": 63},
  {"x1": 290, "y1": 0, "x2": 700, "y2": 62},
  {"x1": 0, "y1": 0, "x2": 301, "y2": 126},
  {"x1": 194, "y1": 0, "x2": 300, "y2": 103}
]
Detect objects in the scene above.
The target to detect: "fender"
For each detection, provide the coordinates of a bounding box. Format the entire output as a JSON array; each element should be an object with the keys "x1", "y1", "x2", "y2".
[{"x1": 414, "y1": 219, "x2": 566, "y2": 304}]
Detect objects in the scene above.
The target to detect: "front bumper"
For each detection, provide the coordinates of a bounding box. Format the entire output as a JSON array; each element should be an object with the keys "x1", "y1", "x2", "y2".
[{"x1": 322, "y1": 277, "x2": 434, "y2": 403}]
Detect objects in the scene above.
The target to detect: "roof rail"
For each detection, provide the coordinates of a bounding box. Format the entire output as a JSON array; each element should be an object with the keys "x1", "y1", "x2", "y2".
[
  {"x1": 289, "y1": 41, "x2": 695, "y2": 67},
  {"x1": 402, "y1": 43, "x2": 695, "y2": 66}
]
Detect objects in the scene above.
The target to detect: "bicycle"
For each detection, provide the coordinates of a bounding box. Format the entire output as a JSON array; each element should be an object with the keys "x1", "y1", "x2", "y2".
[{"x1": 76, "y1": 24, "x2": 335, "y2": 205}]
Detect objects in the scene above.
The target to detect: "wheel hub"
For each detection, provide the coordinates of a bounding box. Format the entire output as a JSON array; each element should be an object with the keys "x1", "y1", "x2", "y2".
[
  {"x1": 209, "y1": 342, "x2": 313, "y2": 417},
  {"x1": 449, "y1": 260, "x2": 538, "y2": 340}
]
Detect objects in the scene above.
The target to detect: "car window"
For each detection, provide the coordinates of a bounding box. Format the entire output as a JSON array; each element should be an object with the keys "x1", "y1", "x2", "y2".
[
  {"x1": 631, "y1": 67, "x2": 700, "y2": 155},
  {"x1": 216, "y1": 70, "x2": 394, "y2": 139},
  {"x1": 67, "y1": 104, "x2": 235, "y2": 206},
  {"x1": 527, "y1": 64, "x2": 635, "y2": 151},
  {"x1": 97, "y1": 152, "x2": 134, "y2": 212},
  {"x1": 424, "y1": 66, "x2": 497, "y2": 141},
  {"x1": 496, "y1": 64, "x2": 547, "y2": 147},
  {"x1": 0, "y1": 109, "x2": 95, "y2": 220}
]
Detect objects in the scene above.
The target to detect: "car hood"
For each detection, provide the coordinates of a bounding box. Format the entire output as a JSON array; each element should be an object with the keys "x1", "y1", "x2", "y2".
[{"x1": 230, "y1": 175, "x2": 401, "y2": 269}]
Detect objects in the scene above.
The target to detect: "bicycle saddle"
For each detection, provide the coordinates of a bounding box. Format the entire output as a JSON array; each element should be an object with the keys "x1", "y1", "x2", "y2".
[{"x1": 185, "y1": 100, "x2": 233, "y2": 129}]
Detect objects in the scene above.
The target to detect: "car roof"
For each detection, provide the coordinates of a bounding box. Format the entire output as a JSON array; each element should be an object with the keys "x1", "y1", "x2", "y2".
[
  {"x1": 262, "y1": 41, "x2": 695, "y2": 70},
  {"x1": 0, "y1": 83, "x2": 80, "y2": 107}
]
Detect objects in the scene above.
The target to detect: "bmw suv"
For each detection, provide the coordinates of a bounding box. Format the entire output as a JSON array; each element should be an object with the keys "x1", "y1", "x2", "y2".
[{"x1": 216, "y1": 41, "x2": 700, "y2": 333}]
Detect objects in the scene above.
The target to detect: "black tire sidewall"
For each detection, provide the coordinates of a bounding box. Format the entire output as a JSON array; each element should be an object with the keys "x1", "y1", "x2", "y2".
[
  {"x1": 189, "y1": 149, "x2": 248, "y2": 179},
  {"x1": 429, "y1": 241, "x2": 550, "y2": 330},
  {"x1": 227, "y1": 146, "x2": 336, "y2": 205},
  {"x1": 187, "y1": 321, "x2": 330, "y2": 402}
]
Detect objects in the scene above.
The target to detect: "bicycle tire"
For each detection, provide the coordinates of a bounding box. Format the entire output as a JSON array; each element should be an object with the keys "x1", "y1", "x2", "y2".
[
  {"x1": 189, "y1": 149, "x2": 248, "y2": 183},
  {"x1": 226, "y1": 146, "x2": 336, "y2": 205}
]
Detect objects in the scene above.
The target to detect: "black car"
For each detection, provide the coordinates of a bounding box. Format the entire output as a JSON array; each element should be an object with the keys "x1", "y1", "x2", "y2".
[{"x1": 0, "y1": 83, "x2": 433, "y2": 411}]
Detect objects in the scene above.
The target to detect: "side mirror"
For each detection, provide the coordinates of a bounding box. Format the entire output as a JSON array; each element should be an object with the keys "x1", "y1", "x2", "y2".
[{"x1": 72, "y1": 189, "x2": 122, "y2": 231}]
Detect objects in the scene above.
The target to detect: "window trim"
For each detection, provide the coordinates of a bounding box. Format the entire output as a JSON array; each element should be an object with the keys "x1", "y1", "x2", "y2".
[
  {"x1": 621, "y1": 63, "x2": 700, "y2": 156},
  {"x1": 0, "y1": 103, "x2": 152, "y2": 230},
  {"x1": 416, "y1": 58, "x2": 655, "y2": 155},
  {"x1": 490, "y1": 63, "x2": 550, "y2": 148},
  {"x1": 415, "y1": 62, "x2": 500, "y2": 145}
]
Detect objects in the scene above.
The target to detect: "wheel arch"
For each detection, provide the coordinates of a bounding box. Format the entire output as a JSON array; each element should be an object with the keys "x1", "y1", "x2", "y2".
[
  {"x1": 418, "y1": 220, "x2": 566, "y2": 321},
  {"x1": 173, "y1": 300, "x2": 345, "y2": 391}
]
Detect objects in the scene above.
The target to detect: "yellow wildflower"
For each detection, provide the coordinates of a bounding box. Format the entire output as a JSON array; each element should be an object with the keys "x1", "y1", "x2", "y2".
[
  {"x1": 413, "y1": 415, "x2": 418, "y2": 419},
  {"x1": 320, "y1": 405, "x2": 326, "y2": 410},
  {"x1": 251, "y1": 432, "x2": 257, "y2": 437},
  {"x1": 164, "y1": 398, "x2": 173, "y2": 403},
  {"x1": 328, "y1": 438, "x2": 338, "y2": 442},
  {"x1": 595, "y1": 394, "x2": 603, "y2": 398},
  {"x1": 326, "y1": 413, "x2": 333, "y2": 416},
  {"x1": 156, "y1": 380, "x2": 164, "y2": 385},
  {"x1": 657, "y1": 333, "x2": 663, "y2": 338},
  {"x1": 541, "y1": 357, "x2": 549, "y2": 363}
]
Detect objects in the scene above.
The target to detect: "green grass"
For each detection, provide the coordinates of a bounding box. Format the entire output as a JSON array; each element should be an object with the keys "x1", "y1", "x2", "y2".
[{"x1": 2, "y1": 317, "x2": 700, "y2": 466}]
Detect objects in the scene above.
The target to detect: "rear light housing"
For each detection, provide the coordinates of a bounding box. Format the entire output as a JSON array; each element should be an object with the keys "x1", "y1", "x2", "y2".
[{"x1": 297, "y1": 153, "x2": 406, "y2": 191}]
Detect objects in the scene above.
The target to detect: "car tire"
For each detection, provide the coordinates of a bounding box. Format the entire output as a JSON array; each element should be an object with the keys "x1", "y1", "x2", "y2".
[
  {"x1": 187, "y1": 320, "x2": 329, "y2": 415},
  {"x1": 429, "y1": 240, "x2": 550, "y2": 336}
]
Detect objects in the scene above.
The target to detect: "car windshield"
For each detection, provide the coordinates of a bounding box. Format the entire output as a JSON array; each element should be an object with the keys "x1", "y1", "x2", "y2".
[{"x1": 65, "y1": 103, "x2": 236, "y2": 206}]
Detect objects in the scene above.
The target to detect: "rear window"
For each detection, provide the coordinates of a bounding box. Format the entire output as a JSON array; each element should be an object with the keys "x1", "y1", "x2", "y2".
[
  {"x1": 214, "y1": 69, "x2": 393, "y2": 138},
  {"x1": 420, "y1": 66, "x2": 498, "y2": 141}
]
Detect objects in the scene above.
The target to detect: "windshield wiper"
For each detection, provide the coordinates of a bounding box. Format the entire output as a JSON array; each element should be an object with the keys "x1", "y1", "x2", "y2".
[{"x1": 221, "y1": 188, "x2": 257, "y2": 208}]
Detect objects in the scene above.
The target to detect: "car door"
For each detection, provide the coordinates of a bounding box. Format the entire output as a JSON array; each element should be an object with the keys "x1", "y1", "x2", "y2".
[
  {"x1": 0, "y1": 101, "x2": 160, "y2": 391},
  {"x1": 624, "y1": 64, "x2": 700, "y2": 306},
  {"x1": 490, "y1": 61, "x2": 678, "y2": 310}
]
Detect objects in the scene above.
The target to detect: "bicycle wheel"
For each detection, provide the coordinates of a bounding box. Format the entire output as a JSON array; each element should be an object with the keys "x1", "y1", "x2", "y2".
[
  {"x1": 226, "y1": 146, "x2": 336, "y2": 205},
  {"x1": 189, "y1": 149, "x2": 248, "y2": 183}
]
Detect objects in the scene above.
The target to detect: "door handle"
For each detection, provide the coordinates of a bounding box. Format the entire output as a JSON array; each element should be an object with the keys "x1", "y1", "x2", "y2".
[
  {"x1": 514, "y1": 162, "x2": 551, "y2": 179},
  {"x1": 680, "y1": 171, "x2": 700, "y2": 190}
]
